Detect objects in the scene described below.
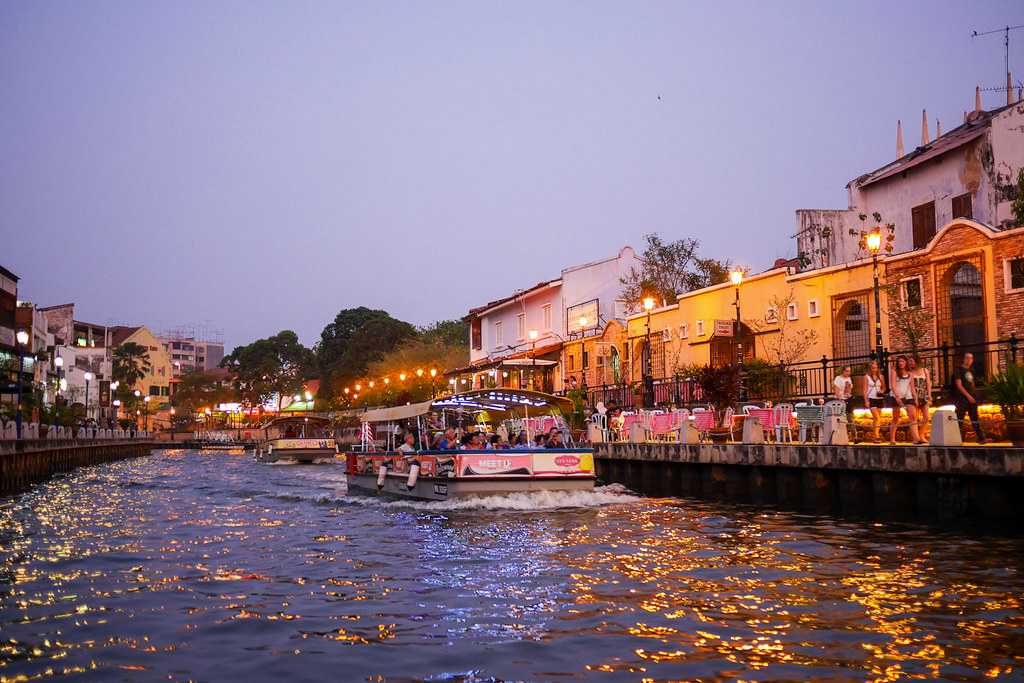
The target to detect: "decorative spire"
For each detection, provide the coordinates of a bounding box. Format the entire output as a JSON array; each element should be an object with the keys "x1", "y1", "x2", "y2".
[
  {"x1": 936, "y1": 119, "x2": 941, "y2": 138},
  {"x1": 896, "y1": 119, "x2": 904, "y2": 158},
  {"x1": 921, "y1": 109, "x2": 929, "y2": 146},
  {"x1": 975, "y1": 85, "x2": 982, "y2": 112}
]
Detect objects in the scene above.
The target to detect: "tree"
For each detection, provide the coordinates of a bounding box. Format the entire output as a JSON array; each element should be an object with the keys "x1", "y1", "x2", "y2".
[
  {"x1": 751, "y1": 290, "x2": 820, "y2": 399},
  {"x1": 1011, "y1": 168, "x2": 1024, "y2": 227},
  {"x1": 418, "y1": 319, "x2": 469, "y2": 348},
  {"x1": 221, "y1": 330, "x2": 314, "y2": 411},
  {"x1": 882, "y1": 283, "x2": 934, "y2": 354},
  {"x1": 171, "y1": 370, "x2": 234, "y2": 418},
  {"x1": 620, "y1": 233, "x2": 731, "y2": 312},
  {"x1": 112, "y1": 342, "x2": 152, "y2": 388},
  {"x1": 316, "y1": 308, "x2": 417, "y2": 398}
]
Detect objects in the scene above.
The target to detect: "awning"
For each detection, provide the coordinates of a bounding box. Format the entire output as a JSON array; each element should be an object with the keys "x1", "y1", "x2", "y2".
[
  {"x1": 500, "y1": 358, "x2": 557, "y2": 367},
  {"x1": 431, "y1": 389, "x2": 573, "y2": 414},
  {"x1": 359, "y1": 399, "x2": 435, "y2": 423}
]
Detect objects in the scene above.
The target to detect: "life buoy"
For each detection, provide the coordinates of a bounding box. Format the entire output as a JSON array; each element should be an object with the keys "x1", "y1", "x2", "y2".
[
  {"x1": 406, "y1": 462, "x2": 420, "y2": 488},
  {"x1": 377, "y1": 463, "x2": 388, "y2": 489}
]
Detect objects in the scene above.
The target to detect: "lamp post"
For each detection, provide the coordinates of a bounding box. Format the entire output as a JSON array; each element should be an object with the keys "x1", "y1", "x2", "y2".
[
  {"x1": 528, "y1": 329, "x2": 539, "y2": 391},
  {"x1": 638, "y1": 296, "x2": 655, "y2": 405},
  {"x1": 83, "y1": 371, "x2": 94, "y2": 425},
  {"x1": 866, "y1": 229, "x2": 884, "y2": 361},
  {"x1": 429, "y1": 368, "x2": 437, "y2": 397},
  {"x1": 730, "y1": 269, "x2": 746, "y2": 401},
  {"x1": 109, "y1": 380, "x2": 119, "y2": 425},
  {"x1": 53, "y1": 354, "x2": 64, "y2": 407},
  {"x1": 143, "y1": 395, "x2": 151, "y2": 431},
  {"x1": 15, "y1": 330, "x2": 29, "y2": 438}
]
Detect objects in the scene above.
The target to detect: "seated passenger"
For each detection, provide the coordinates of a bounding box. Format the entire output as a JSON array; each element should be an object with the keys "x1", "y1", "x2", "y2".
[
  {"x1": 397, "y1": 432, "x2": 416, "y2": 454},
  {"x1": 511, "y1": 431, "x2": 530, "y2": 449},
  {"x1": 438, "y1": 427, "x2": 457, "y2": 450},
  {"x1": 545, "y1": 429, "x2": 566, "y2": 449}
]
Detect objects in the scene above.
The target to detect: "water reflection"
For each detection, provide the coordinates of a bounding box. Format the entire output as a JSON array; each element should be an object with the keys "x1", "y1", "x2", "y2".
[{"x1": 1, "y1": 452, "x2": 1021, "y2": 681}]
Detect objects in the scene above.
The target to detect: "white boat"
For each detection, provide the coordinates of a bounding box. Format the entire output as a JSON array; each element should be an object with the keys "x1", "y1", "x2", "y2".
[
  {"x1": 344, "y1": 389, "x2": 595, "y2": 501},
  {"x1": 255, "y1": 416, "x2": 338, "y2": 464}
]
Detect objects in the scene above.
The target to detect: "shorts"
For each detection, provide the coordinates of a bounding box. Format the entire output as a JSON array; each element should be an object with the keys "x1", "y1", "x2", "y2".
[
  {"x1": 868, "y1": 398, "x2": 884, "y2": 409},
  {"x1": 887, "y1": 395, "x2": 913, "y2": 409}
]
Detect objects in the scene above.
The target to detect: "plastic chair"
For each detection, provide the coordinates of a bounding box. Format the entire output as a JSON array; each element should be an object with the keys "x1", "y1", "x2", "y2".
[
  {"x1": 773, "y1": 403, "x2": 794, "y2": 443},
  {"x1": 692, "y1": 410, "x2": 717, "y2": 441},
  {"x1": 796, "y1": 405, "x2": 825, "y2": 442}
]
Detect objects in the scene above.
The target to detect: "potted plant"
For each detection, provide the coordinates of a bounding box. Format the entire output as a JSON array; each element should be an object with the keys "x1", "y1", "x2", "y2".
[
  {"x1": 695, "y1": 364, "x2": 740, "y2": 443},
  {"x1": 988, "y1": 361, "x2": 1024, "y2": 446}
]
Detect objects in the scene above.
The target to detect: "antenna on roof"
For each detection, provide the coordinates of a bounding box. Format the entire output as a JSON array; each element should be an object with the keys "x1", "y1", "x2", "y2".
[{"x1": 972, "y1": 24, "x2": 1024, "y2": 105}]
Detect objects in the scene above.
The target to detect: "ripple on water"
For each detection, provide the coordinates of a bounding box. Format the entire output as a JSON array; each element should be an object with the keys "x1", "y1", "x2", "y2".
[{"x1": 1, "y1": 451, "x2": 1022, "y2": 682}]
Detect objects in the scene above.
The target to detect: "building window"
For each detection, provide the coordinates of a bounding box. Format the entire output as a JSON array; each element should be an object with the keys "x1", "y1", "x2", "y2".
[
  {"x1": 832, "y1": 294, "x2": 871, "y2": 359},
  {"x1": 516, "y1": 313, "x2": 525, "y2": 339},
  {"x1": 912, "y1": 200, "x2": 936, "y2": 249},
  {"x1": 786, "y1": 302, "x2": 799, "y2": 321},
  {"x1": 952, "y1": 192, "x2": 973, "y2": 220},
  {"x1": 494, "y1": 321, "x2": 503, "y2": 347},
  {"x1": 471, "y1": 319, "x2": 482, "y2": 350},
  {"x1": 568, "y1": 354, "x2": 574, "y2": 371},
  {"x1": 1004, "y1": 257, "x2": 1024, "y2": 293},
  {"x1": 542, "y1": 304, "x2": 552, "y2": 330},
  {"x1": 765, "y1": 306, "x2": 779, "y2": 324},
  {"x1": 582, "y1": 349, "x2": 589, "y2": 369},
  {"x1": 679, "y1": 323, "x2": 689, "y2": 339},
  {"x1": 695, "y1": 320, "x2": 705, "y2": 337},
  {"x1": 808, "y1": 299, "x2": 820, "y2": 318},
  {"x1": 901, "y1": 276, "x2": 923, "y2": 308},
  {"x1": 149, "y1": 385, "x2": 160, "y2": 396}
]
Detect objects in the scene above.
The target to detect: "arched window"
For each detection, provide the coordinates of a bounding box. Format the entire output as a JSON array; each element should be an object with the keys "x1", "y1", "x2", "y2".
[
  {"x1": 938, "y1": 257, "x2": 987, "y2": 377},
  {"x1": 832, "y1": 294, "x2": 870, "y2": 359}
]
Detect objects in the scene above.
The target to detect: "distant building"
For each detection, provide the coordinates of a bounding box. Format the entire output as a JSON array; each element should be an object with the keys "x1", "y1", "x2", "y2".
[
  {"x1": 158, "y1": 332, "x2": 225, "y2": 378},
  {"x1": 108, "y1": 326, "x2": 173, "y2": 401},
  {"x1": 458, "y1": 246, "x2": 639, "y2": 392},
  {"x1": 38, "y1": 303, "x2": 115, "y2": 420},
  {"x1": 796, "y1": 96, "x2": 1024, "y2": 271}
]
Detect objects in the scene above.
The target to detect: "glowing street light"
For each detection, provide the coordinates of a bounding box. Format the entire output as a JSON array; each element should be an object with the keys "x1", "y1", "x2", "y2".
[
  {"x1": 867, "y1": 228, "x2": 884, "y2": 357},
  {"x1": 399, "y1": 372, "x2": 407, "y2": 381},
  {"x1": 416, "y1": 368, "x2": 423, "y2": 378},
  {"x1": 642, "y1": 297, "x2": 655, "y2": 312},
  {"x1": 14, "y1": 330, "x2": 29, "y2": 438},
  {"x1": 304, "y1": 390, "x2": 313, "y2": 401}
]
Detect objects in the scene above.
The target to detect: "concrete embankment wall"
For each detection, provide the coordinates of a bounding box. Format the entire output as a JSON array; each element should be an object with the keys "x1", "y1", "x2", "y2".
[
  {"x1": 0, "y1": 441, "x2": 153, "y2": 495},
  {"x1": 596, "y1": 443, "x2": 1024, "y2": 521}
]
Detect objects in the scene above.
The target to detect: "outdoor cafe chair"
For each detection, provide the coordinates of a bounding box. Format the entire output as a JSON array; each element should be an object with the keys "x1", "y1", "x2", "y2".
[
  {"x1": 745, "y1": 407, "x2": 776, "y2": 441},
  {"x1": 692, "y1": 410, "x2": 717, "y2": 441},
  {"x1": 772, "y1": 403, "x2": 795, "y2": 443},
  {"x1": 796, "y1": 404, "x2": 826, "y2": 443}
]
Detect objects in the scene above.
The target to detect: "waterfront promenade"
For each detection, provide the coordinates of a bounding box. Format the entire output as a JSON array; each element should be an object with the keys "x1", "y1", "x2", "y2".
[{"x1": 0, "y1": 437, "x2": 153, "y2": 495}]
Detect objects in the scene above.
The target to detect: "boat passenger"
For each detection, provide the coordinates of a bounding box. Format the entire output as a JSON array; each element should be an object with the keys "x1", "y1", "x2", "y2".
[
  {"x1": 533, "y1": 434, "x2": 546, "y2": 448},
  {"x1": 438, "y1": 427, "x2": 457, "y2": 450},
  {"x1": 545, "y1": 429, "x2": 565, "y2": 449},
  {"x1": 512, "y1": 430, "x2": 530, "y2": 449},
  {"x1": 430, "y1": 431, "x2": 444, "y2": 450},
  {"x1": 489, "y1": 434, "x2": 509, "y2": 450},
  {"x1": 397, "y1": 432, "x2": 416, "y2": 454}
]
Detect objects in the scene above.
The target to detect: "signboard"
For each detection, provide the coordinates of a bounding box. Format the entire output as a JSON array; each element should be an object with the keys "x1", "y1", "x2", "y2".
[
  {"x1": 532, "y1": 452, "x2": 595, "y2": 476},
  {"x1": 99, "y1": 380, "x2": 111, "y2": 407},
  {"x1": 459, "y1": 453, "x2": 533, "y2": 477},
  {"x1": 567, "y1": 299, "x2": 599, "y2": 334},
  {"x1": 713, "y1": 320, "x2": 734, "y2": 337}
]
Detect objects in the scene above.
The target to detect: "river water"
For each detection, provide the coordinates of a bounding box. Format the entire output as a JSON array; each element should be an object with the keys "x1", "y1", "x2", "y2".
[{"x1": 1, "y1": 450, "x2": 1022, "y2": 682}]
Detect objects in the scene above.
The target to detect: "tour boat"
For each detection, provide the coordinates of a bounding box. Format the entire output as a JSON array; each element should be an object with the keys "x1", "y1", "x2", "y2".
[
  {"x1": 255, "y1": 416, "x2": 338, "y2": 464},
  {"x1": 344, "y1": 389, "x2": 596, "y2": 500}
]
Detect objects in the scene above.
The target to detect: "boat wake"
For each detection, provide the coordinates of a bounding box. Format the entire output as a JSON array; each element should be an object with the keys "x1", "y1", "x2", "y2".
[
  {"x1": 341, "y1": 483, "x2": 638, "y2": 512},
  {"x1": 264, "y1": 483, "x2": 637, "y2": 512}
]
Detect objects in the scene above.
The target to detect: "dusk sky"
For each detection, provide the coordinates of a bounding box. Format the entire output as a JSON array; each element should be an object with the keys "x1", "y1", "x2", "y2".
[{"x1": 2, "y1": 1, "x2": 1021, "y2": 350}]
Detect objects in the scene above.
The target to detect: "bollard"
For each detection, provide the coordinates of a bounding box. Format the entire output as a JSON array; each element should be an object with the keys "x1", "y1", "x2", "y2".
[
  {"x1": 629, "y1": 421, "x2": 646, "y2": 443},
  {"x1": 930, "y1": 408, "x2": 962, "y2": 446},
  {"x1": 742, "y1": 416, "x2": 765, "y2": 444},
  {"x1": 678, "y1": 420, "x2": 700, "y2": 444},
  {"x1": 587, "y1": 422, "x2": 604, "y2": 444},
  {"x1": 821, "y1": 415, "x2": 849, "y2": 445}
]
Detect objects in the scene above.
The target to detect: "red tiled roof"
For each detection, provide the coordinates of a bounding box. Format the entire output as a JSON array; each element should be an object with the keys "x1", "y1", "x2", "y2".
[{"x1": 108, "y1": 325, "x2": 142, "y2": 346}]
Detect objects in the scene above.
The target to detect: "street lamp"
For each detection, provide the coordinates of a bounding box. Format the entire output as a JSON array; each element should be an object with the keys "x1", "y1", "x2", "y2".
[
  {"x1": 528, "y1": 329, "x2": 539, "y2": 390},
  {"x1": 642, "y1": 298, "x2": 655, "y2": 408},
  {"x1": 866, "y1": 228, "x2": 884, "y2": 362},
  {"x1": 730, "y1": 269, "x2": 746, "y2": 401},
  {"x1": 53, "y1": 355, "x2": 64, "y2": 405},
  {"x1": 143, "y1": 395, "x2": 151, "y2": 431},
  {"x1": 429, "y1": 368, "x2": 437, "y2": 397},
  {"x1": 83, "y1": 371, "x2": 94, "y2": 424},
  {"x1": 15, "y1": 330, "x2": 29, "y2": 438}
]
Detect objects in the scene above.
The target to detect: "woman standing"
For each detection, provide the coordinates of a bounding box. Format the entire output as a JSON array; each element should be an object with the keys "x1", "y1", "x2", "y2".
[
  {"x1": 864, "y1": 360, "x2": 886, "y2": 442},
  {"x1": 908, "y1": 356, "x2": 932, "y2": 438},
  {"x1": 888, "y1": 355, "x2": 921, "y2": 444}
]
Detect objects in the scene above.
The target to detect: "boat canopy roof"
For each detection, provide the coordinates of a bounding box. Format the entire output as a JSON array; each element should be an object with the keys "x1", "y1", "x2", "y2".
[
  {"x1": 266, "y1": 415, "x2": 331, "y2": 426},
  {"x1": 359, "y1": 389, "x2": 573, "y2": 422}
]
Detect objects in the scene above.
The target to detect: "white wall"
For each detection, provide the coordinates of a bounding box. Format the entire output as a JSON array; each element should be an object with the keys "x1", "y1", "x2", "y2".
[
  {"x1": 472, "y1": 282, "x2": 563, "y2": 362},
  {"x1": 561, "y1": 246, "x2": 638, "y2": 330}
]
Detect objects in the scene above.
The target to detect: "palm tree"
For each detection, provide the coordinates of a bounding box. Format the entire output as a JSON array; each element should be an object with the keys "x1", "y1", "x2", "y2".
[{"x1": 113, "y1": 342, "x2": 152, "y2": 388}]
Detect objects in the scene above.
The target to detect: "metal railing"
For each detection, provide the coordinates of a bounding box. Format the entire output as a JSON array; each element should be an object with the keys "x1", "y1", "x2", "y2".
[{"x1": 564, "y1": 335, "x2": 1020, "y2": 408}]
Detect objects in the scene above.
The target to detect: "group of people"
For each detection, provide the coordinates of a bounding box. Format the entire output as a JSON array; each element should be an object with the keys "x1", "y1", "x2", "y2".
[
  {"x1": 833, "y1": 352, "x2": 988, "y2": 443},
  {"x1": 392, "y1": 425, "x2": 571, "y2": 453}
]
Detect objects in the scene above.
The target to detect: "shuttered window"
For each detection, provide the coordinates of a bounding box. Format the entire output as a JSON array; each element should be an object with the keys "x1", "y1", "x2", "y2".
[
  {"x1": 951, "y1": 193, "x2": 973, "y2": 220},
  {"x1": 911, "y1": 201, "x2": 936, "y2": 249}
]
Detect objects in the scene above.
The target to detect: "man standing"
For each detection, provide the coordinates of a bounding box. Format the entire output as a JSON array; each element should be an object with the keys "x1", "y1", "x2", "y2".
[{"x1": 951, "y1": 352, "x2": 989, "y2": 443}]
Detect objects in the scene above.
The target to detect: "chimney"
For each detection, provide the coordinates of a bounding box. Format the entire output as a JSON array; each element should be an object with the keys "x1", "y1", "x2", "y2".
[
  {"x1": 921, "y1": 109, "x2": 929, "y2": 145},
  {"x1": 936, "y1": 119, "x2": 941, "y2": 138},
  {"x1": 896, "y1": 119, "x2": 904, "y2": 158},
  {"x1": 975, "y1": 85, "x2": 982, "y2": 112}
]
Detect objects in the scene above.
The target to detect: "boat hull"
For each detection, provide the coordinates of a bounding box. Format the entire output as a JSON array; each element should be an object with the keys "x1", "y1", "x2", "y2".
[
  {"x1": 344, "y1": 449, "x2": 596, "y2": 501},
  {"x1": 257, "y1": 438, "x2": 338, "y2": 464}
]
